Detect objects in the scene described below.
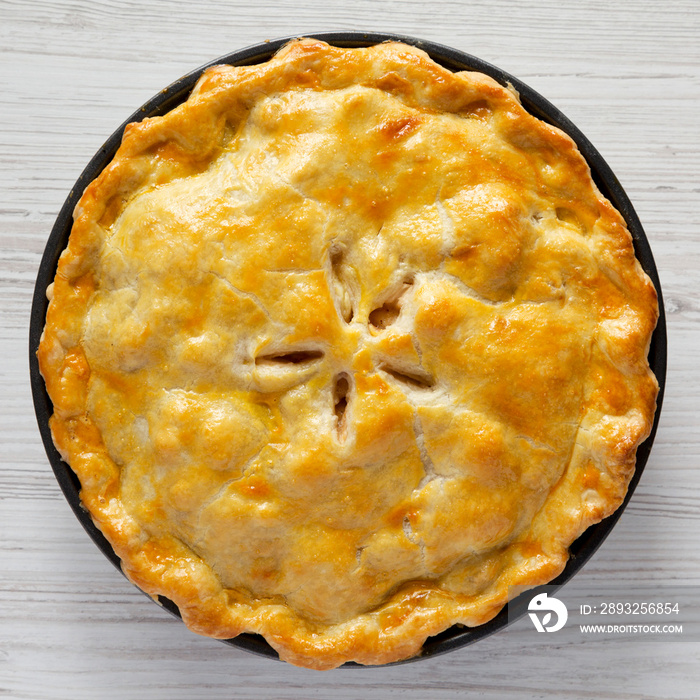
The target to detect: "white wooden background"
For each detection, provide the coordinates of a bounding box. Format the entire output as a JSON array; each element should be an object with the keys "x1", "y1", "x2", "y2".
[{"x1": 2, "y1": 1, "x2": 699, "y2": 698}]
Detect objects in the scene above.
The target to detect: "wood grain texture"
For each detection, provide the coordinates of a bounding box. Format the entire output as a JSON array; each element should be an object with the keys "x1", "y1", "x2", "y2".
[{"x1": 1, "y1": 0, "x2": 699, "y2": 697}]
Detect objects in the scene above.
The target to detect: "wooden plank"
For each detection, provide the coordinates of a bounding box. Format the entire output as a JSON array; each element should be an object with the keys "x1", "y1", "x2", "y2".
[{"x1": 2, "y1": 0, "x2": 699, "y2": 697}]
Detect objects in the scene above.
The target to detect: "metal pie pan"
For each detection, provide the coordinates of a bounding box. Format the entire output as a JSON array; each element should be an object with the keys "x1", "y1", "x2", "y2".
[{"x1": 29, "y1": 31, "x2": 667, "y2": 666}]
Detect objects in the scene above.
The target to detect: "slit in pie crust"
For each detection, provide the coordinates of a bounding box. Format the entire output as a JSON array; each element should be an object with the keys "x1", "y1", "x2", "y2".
[{"x1": 38, "y1": 38, "x2": 659, "y2": 669}]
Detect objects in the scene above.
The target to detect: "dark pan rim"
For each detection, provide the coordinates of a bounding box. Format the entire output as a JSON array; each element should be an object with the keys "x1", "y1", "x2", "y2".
[{"x1": 29, "y1": 30, "x2": 667, "y2": 667}]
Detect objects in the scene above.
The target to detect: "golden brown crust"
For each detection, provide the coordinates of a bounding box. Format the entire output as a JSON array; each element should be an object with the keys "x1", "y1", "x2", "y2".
[{"x1": 38, "y1": 39, "x2": 658, "y2": 670}]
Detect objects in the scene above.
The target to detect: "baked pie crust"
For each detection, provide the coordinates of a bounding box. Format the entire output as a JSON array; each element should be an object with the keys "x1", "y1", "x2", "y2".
[{"x1": 38, "y1": 39, "x2": 659, "y2": 669}]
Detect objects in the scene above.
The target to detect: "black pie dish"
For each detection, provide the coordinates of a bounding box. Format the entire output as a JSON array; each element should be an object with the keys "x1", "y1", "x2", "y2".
[{"x1": 29, "y1": 31, "x2": 667, "y2": 666}]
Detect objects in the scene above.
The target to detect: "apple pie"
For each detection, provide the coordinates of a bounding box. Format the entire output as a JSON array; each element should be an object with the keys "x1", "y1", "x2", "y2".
[{"x1": 38, "y1": 38, "x2": 659, "y2": 669}]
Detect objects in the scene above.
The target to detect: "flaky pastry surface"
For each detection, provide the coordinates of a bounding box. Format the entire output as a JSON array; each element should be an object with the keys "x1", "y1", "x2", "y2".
[{"x1": 38, "y1": 39, "x2": 658, "y2": 669}]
